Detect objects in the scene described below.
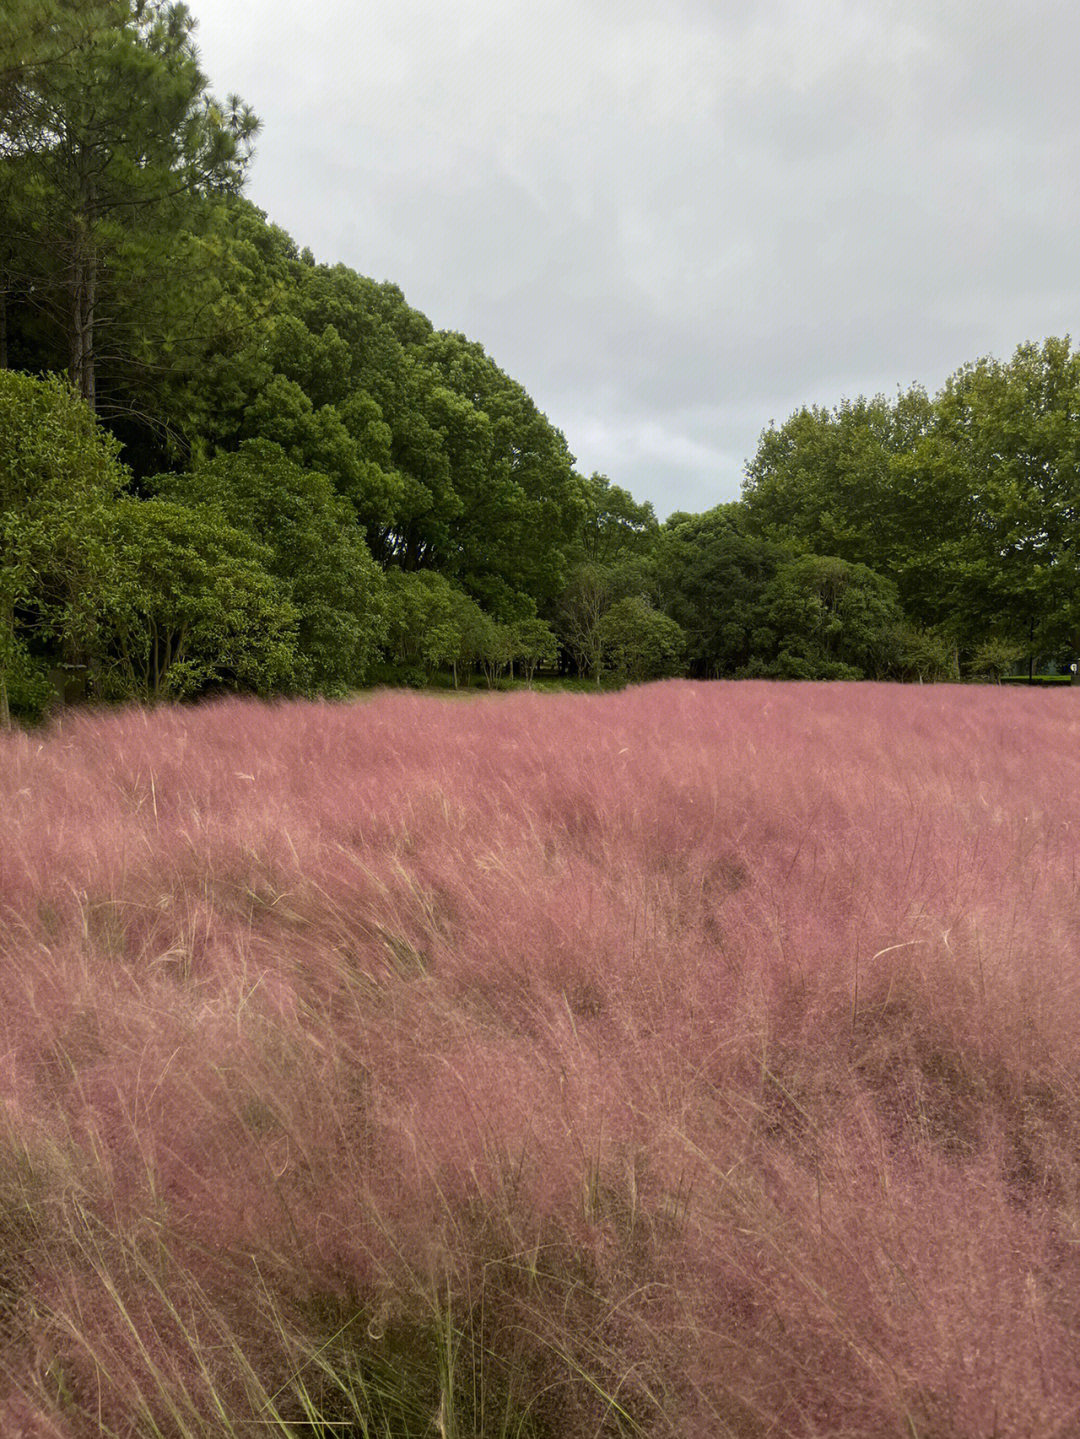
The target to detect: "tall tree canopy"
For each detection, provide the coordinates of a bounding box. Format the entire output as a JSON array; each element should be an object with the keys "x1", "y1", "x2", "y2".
[
  {"x1": 1, "y1": 0, "x2": 257, "y2": 407},
  {"x1": 9, "y1": 2, "x2": 1080, "y2": 711},
  {"x1": 927, "y1": 338, "x2": 1080, "y2": 658},
  {"x1": 741, "y1": 344, "x2": 1080, "y2": 671},
  {"x1": 655, "y1": 506, "x2": 788, "y2": 677}
]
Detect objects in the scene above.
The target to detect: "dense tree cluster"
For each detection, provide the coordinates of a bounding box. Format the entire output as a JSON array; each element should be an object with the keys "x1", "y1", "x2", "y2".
[{"x1": 3, "y1": 2, "x2": 1079, "y2": 722}]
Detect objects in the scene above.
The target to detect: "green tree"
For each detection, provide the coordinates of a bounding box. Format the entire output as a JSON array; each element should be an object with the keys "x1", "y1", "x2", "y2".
[
  {"x1": 742, "y1": 389, "x2": 934, "y2": 572},
  {"x1": 475, "y1": 615, "x2": 515, "y2": 688},
  {"x1": 445, "y1": 587, "x2": 494, "y2": 688},
  {"x1": 739, "y1": 349, "x2": 1080, "y2": 671},
  {"x1": 383, "y1": 569, "x2": 485, "y2": 685},
  {"x1": 751, "y1": 554, "x2": 904, "y2": 679},
  {"x1": 1, "y1": 2, "x2": 115, "y2": 367},
  {"x1": 412, "y1": 583, "x2": 490, "y2": 688},
  {"x1": 511, "y1": 617, "x2": 558, "y2": 685},
  {"x1": 103, "y1": 497, "x2": 299, "y2": 700},
  {"x1": 148, "y1": 440, "x2": 386, "y2": 691},
  {"x1": 0, "y1": 370, "x2": 124, "y2": 723},
  {"x1": 579, "y1": 472, "x2": 658, "y2": 565},
  {"x1": 422, "y1": 330, "x2": 585, "y2": 610},
  {"x1": 557, "y1": 563, "x2": 613, "y2": 682},
  {"x1": 967, "y1": 637, "x2": 1024, "y2": 684},
  {"x1": 655, "y1": 506, "x2": 789, "y2": 676},
  {"x1": 596, "y1": 597, "x2": 686, "y2": 684},
  {"x1": 927, "y1": 338, "x2": 1080, "y2": 668},
  {"x1": 890, "y1": 624, "x2": 957, "y2": 683},
  {"x1": 2, "y1": 0, "x2": 258, "y2": 406}
]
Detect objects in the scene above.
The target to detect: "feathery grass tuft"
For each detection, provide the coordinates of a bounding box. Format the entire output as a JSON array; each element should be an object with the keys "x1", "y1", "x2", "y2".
[{"x1": 2, "y1": 681, "x2": 1080, "y2": 1435}]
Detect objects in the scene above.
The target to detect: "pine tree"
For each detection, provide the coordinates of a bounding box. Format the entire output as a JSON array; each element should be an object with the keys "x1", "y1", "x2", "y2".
[{"x1": 1, "y1": 0, "x2": 258, "y2": 407}]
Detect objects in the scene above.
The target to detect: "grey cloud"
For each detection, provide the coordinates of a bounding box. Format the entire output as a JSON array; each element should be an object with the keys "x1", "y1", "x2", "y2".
[{"x1": 191, "y1": 0, "x2": 1080, "y2": 515}]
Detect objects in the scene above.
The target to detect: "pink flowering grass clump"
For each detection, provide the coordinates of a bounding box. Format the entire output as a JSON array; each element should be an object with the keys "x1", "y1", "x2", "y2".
[{"x1": 2, "y1": 679, "x2": 1080, "y2": 1436}]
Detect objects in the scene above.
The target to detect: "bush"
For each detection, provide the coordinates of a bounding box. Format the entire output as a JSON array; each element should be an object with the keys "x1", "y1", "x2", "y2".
[
  {"x1": 149, "y1": 441, "x2": 387, "y2": 691},
  {"x1": 102, "y1": 498, "x2": 301, "y2": 700},
  {"x1": 0, "y1": 640, "x2": 53, "y2": 723},
  {"x1": 0, "y1": 370, "x2": 127, "y2": 722},
  {"x1": 596, "y1": 596, "x2": 686, "y2": 682},
  {"x1": 968, "y1": 637, "x2": 1025, "y2": 683}
]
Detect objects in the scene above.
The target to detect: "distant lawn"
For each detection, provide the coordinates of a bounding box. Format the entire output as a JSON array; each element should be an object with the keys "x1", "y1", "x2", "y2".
[
  {"x1": 3, "y1": 680, "x2": 1080, "y2": 1436},
  {"x1": 1002, "y1": 671, "x2": 1074, "y2": 684}
]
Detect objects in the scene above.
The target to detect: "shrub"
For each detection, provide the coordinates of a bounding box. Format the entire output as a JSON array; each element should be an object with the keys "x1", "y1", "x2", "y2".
[
  {"x1": 968, "y1": 636, "x2": 1025, "y2": 683},
  {"x1": 149, "y1": 440, "x2": 388, "y2": 691},
  {"x1": 0, "y1": 370, "x2": 126, "y2": 722},
  {"x1": 596, "y1": 596, "x2": 686, "y2": 682}
]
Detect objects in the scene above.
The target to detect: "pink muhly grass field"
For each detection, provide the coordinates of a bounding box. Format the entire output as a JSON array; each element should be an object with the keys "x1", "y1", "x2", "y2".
[{"x1": 2, "y1": 679, "x2": 1079, "y2": 1437}]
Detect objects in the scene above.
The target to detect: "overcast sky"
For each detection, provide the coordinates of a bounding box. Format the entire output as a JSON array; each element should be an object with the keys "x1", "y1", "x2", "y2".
[{"x1": 188, "y1": 0, "x2": 1080, "y2": 517}]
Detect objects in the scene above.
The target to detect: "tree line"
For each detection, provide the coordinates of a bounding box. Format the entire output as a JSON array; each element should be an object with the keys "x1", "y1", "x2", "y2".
[{"x1": 3, "y1": 1, "x2": 1078, "y2": 723}]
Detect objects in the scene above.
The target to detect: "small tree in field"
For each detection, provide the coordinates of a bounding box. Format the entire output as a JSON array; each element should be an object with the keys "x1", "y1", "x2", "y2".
[
  {"x1": 449, "y1": 591, "x2": 490, "y2": 688},
  {"x1": 420, "y1": 620, "x2": 461, "y2": 685},
  {"x1": 512, "y1": 617, "x2": 558, "y2": 685},
  {"x1": 892, "y1": 624, "x2": 956, "y2": 683},
  {"x1": 597, "y1": 597, "x2": 686, "y2": 684},
  {"x1": 383, "y1": 570, "x2": 490, "y2": 686},
  {"x1": 557, "y1": 562, "x2": 611, "y2": 681},
  {"x1": 968, "y1": 637, "x2": 1023, "y2": 684},
  {"x1": 476, "y1": 616, "x2": 515, "y2": 688},
  {"x1": 104, "y1": 497, "x2": 300, "y2": 700}
]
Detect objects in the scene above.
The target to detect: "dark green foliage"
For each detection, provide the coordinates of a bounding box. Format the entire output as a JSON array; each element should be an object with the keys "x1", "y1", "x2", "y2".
[
  {"x1": 148, "y1": 441, "x2": 387, "y2": 691},
  {"x1": 750, "y1": 553, "x2": 905, "y2": 680},
  {"x1": 578, "y1": 472, "x2": 658, "y2": 566},
  {"x1": 2, "y1": 0, "x2": 258, "y2": 407},
  {"x1": 551, "y1": 476, "x2": 664, "y2": 681},
  {"x1": 741, "y1": 343, "x2": 1080, "y2": 673},
  {"x1": 655, "y1": 506, "x2": 788, "y2": 676},
  {"x1": 597, "y1": 597, "x2": 686, "y2": 683},
  {"x1": 103, "y1": 497, "x2": 301, "y2": 700},
  {"x1": 383, "y1": 570, "x2": 488, "y2": 686},
  {"x1": 0, "y1": 370, "x2": 125, "y2": 720},
  {"x1": 890, "y1": 625, "x2": 957, "y2": 683},
  {"x1": 419, "y1": 329, "x2": 585, "y2": 610},
  {"x1": 0, "y1": 374, "x2": 302, "y2": 716},
  {"x1": 741, "y1": 389, "x2": 935, "y2": 574},
  {"x1": 927, "y1": 339, "x2": 1080, "y2": 660},
  {"x1": 8, "y1": 0, "x2": 1080, "y2": 709}
]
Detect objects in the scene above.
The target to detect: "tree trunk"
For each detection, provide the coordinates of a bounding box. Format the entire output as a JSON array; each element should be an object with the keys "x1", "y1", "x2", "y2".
[
  {"x1": 70, "y1": 203, "x2": 97, "y2": 408},
  {"x1": 0, "y1": 283, "x2": 8, "y2": 371},
  {"x1": 1028, "y1": 617, "x2": 1035, "y2": 684}
]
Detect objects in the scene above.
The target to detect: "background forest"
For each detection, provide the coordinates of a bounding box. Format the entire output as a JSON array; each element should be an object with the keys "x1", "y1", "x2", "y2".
[{"x1": 4, "y1": 0, "x2": 1080, "y2": 723}]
